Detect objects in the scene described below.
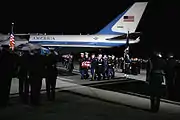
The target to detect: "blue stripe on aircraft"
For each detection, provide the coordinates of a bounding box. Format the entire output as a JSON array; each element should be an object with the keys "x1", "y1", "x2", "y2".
[
  {"x1": 29, "y1": 41, "x2": 125, "y2": 47},
  {"x1": 97, "y1": 6, "x2": 131, "y2": 35}
]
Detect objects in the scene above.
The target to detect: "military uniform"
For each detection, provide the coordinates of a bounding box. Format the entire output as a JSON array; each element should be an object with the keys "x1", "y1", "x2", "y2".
[
  {"x1": 90, "y1": 54, "x2": 97, "y2": 80},
  {"x1": 111, "y1": 55, "x2": 116, "y2": 78},
  {"x1": 45, "y1": 53, "x2": 58, "y2": 101},
  {"x1": 165, "y1": 54, "x2": 177, "y2": 100},
  {"x1": 96, "y1": 54, "x2": 104, "y2": 80},
  {"x1": 17, "y1": 52, "x2": 29, "y2": 104},
  {"x1": 146, "y1": 52, "x2": 166, "y2": 112},
  {"x1": 107, "y1": 56, "x2": 113, "y2": 79},
  {"x1": 29, "y1": 52, "x2": 44, "y2": 105},
  {"x1": 0, "y1": 47, "x2": 16, "y2": 107},
  {"x1": 103, "y1": 55, "x2": 108, "y2": 80},
  {"x1": 79, "y1": 53, "x2": 86, "y2": 79},
  {"x1": 67, "y1": 55, "x2": 74, "y2": 73}
]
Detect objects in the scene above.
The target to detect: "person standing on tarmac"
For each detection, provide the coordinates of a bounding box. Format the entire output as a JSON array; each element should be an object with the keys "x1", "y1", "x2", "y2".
[
  {"x1": 45, "y1": 51, "x2": 58, "y2": 101},
  {"x1": 67, "y1": 54, "x2": 74, "y2": 73},
  {"x1": 102, "y1": 54, "x2": 108, "y2": 80},
  {"x1": 107, "y1": 55, "x2": 113, "y2": 79},
  {"x1": 84, "y1": 52, "x2": 90, "y2": 79},
  {"x1": 146, "y1": 51, "x2": 166, "y2": 112},
  {"x1": 95, "y1": 54, "x2": 104, "y2": 80},
  {"x1": 164, "y1": 53, "x2": 177, "y2": 100},
  {"x1": 17, "y1": 51, "x2": 29, "y2": 104},
  {"x1": 0, "y1": 46, "x2": 17, "y2": 108},
  {"x1": 79, "y1": 53, "x2": 86, "y2": 79},
  {"x1": 111, "y1": 55, "x2": 116, "y2": 78},
  {"x1": 90, "y1": 53, "x2": 97, "y2": 80},
  {"x1": 29, "y1": 50, "x2": 44, "y2": 106}
]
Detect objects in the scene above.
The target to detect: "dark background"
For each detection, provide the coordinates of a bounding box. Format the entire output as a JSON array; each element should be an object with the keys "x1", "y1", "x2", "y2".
[{"x1": 0, "y1": 0, "x2": 179, "y2": 58}]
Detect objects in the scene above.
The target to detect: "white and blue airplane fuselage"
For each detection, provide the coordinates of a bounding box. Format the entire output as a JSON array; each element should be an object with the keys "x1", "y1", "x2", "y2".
[{"x1": 29, "y1": 34, "x2": 140, "y2": 48}]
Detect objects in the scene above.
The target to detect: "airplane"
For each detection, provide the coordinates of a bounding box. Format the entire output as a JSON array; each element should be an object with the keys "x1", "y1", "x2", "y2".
[{"x1": 1, "y1": 2, "x2": 148, "y2": 54}]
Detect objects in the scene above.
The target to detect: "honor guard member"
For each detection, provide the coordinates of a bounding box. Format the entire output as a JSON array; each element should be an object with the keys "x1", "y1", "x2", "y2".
[
  {"x1": 46, "y1": 51, "x2": 58, "y2": 101},
  {"x1": 102, "y1": 54, "x2": 108, "y2": 80},
  {"x1": 96, "y1": 54, "x2": 104, "y2": 80},
  {"x1": 107, "y1": 55, "x2": 113, "y2": 79},
  {"x1": 174, "y1": 60, "x2": 180, "y2": 100},
  {"x1": 67, "y1": 54, "x2": 74, "y2": 73},
  {"x1": 111, "y1": 55, "x2": 116, "y2": 78},
  {"x1": 115, "y1": 57, "x2": 119, "y2": 71},
  {"x1": 0, "y1": 46, "x2": 16, "y2": 107},
  {"x1": 17, "y1": 51, "x2": 29, "y2": 104},
  {"x1": 131, "y1": 58, "x2": 138, "y2": 75},
  {"x1": 146, "y1": 52, "x2": 166, "y2": 112},
  {"x1": 84, "y1": 52, "x2": 90, "y2": 79},
  {"x1": 124, "y1": 53, "x2": 131, "y2": 77},
  {"x1": 79, "y1": 53, "x2": 85, "y2": 79},
  {"x1": 90, "y1": 53, "x2": 97, "y2": 80},
  {"x1": 29, "y1": 50, "x2": 44, "y2": 105},
  {"x1": 165, "y1": 53, "x2": 177, "y2": 100}
]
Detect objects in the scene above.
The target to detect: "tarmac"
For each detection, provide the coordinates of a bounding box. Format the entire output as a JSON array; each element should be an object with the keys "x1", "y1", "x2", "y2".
[{"x1": 1, "y1": 64, "x2": 180, "y2": 120}]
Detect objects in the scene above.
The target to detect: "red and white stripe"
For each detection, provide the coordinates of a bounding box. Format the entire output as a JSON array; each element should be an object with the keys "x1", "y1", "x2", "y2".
[{"x1": 9, "y1": 34, "x2": 15, "y2": 50}]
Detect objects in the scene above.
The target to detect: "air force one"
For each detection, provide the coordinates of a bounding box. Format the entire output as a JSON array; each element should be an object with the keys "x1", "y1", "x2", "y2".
[{"x1": 1, "y1": 2, "x2": 148, "y2": 53}]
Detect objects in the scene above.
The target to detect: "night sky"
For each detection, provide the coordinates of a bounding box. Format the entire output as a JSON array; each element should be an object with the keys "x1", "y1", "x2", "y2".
[{"x1": 0, "y1": 0, "x2": 179, "y2": 58}]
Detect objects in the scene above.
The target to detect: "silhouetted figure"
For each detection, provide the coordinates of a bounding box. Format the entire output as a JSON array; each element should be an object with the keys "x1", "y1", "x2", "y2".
[
  {"x1": 67, "y1": 54, "x2": 74, "y2": 73},
  {"x1": 165, "y1": 53, "x2": 177, "y2": 100},
  {"x1": 29, "y1": 51, "x2": 43, "y2": 105},
  {"x1": 174, "y1": 61, "x2": 180, "y2": 101},
  {"x1": 0, "y1": 46, "x2": 16, "y2": 107},
  {"x1": 45, "y1": 53, "x2": 58, "y2": 101},
  {"x1": 17, "y1": 51, "x2": 30, "y2": 104},
  {"x1": 146, "y1": 52, "x2": 166, "y2": 112}
]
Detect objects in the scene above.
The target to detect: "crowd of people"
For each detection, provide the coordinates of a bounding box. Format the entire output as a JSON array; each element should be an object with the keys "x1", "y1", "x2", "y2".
[
  {"x1": 146, "y1": 52, "x2": 180, "y2": 112},
  {"x1": 61, "y1": 51, "x2": 180, "y2": 113},
  {"x1": 61, "y1": 52, "x2": 145, "y2": 80},
  {"x1": 0, "y1": 45, "x2": 58, "y2": 108},
  {"x1": 2, "y1": 44, "x2": 180, "y2": 113}
]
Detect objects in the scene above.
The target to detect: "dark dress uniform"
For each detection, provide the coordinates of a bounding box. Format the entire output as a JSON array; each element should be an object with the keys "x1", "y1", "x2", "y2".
[
  {"x1": 67, "y1": 56, "x2": 74, "y2": 73},
  {"x1": 103, "y1": 58, "x2": 108, "y2": 80},
  {"x1": 165, "y1": 54, "x2": 177, "y2": 100},
  {"x1": 0, "y1": 48, "x2": 16, "y2": 107},
  {"x1": 96, "y1": 58, "x2": 104, "y2": 80},
  {"x1": 146, "y1": 52, "x2": 166, "y2": 112},
  {"x1": 46, "y1": 54, "x2": 58, "y2": 101},
  {"x1": 111, "y1": 58, "x2": 116, "y2": 78},
  {"x1": 90, "y1": 57, "x2": 97, "y2": 80},
  {"x1": 29, "y1": 53, "x2": 44, "y2": 105},
  {"x1": 107, "y1": 58, "x2": 113, "y2": 79},
  {"x1": 79, "y1": 57, "x2": 86, "y2": 79},
  {"x1": 18, "y1": 52, "x2": 29, "y2": 104},
  {"x1": 174, "y1": 61, "x2": 180, "y2": 101}
]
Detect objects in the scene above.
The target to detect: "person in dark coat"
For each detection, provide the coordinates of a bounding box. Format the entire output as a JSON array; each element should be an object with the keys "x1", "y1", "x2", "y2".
[
  {"x1": 164, "y1": 53, "x2": 177, "y2": 100},
  {"x1": 67, "y1": 54, "x2": 74, "y2": 73},
  {"x1": 17, "y1": 51, "x2": 30, "y2": 104},
  {"x1": 0, "y1": 46, "x2": 16, "y2": 107},
  {"x1": 45, "y1": 52, "x2": 58, "y2": 101},
  {"x1": 90, "y1": 53, "x2": 97, "y2": 80},
  {"x1": 146, "y1": 51, "x2": 166, "y2": 112},
  {"x1": 29, "y1": 50, "x2": 44, "y2": 105},
  {"x1": 95, "y1": 54, "x2": 104, "y2": 80}
]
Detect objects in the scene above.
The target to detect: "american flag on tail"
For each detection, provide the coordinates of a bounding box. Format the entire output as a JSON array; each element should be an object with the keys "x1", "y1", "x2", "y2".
[{"x1": 123, "y1": 16, "x2": 134, "y2": 22}]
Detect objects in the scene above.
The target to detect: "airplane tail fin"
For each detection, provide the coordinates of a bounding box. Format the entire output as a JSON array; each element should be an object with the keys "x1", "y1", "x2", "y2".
[{"x1": 97, "y1": 2, "x2": 148, "y2": 34}]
